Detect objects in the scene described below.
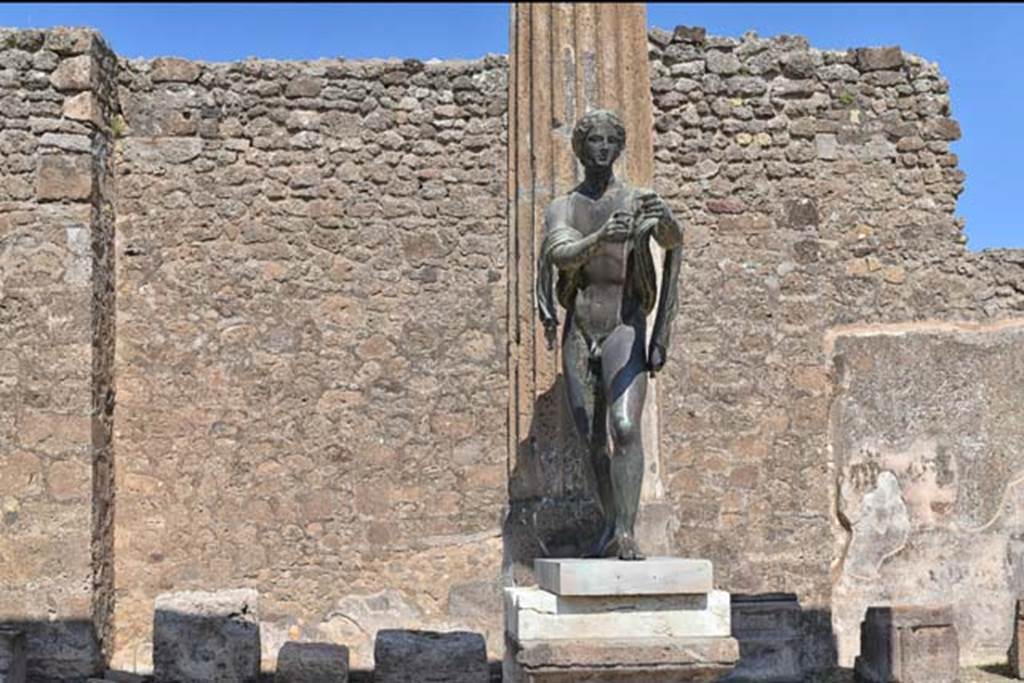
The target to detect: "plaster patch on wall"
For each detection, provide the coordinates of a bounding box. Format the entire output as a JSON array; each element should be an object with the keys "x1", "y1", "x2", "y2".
[
  {"x1": 841, "y1": 470, "x2": 910, "y2": 580},
  {"x1": 829, "y1": 324, "x2": 1024, "y2": 665}
]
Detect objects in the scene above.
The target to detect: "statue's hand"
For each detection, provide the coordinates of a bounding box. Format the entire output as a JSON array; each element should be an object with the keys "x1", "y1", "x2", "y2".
[
  {"x1": 648, "y1": 342, "x2": 667, "y2": 376},
  {"x1": 599, "y1": 210, "x2": 632, "y2": 243},
  {"x1": 636, "y1": 190, "x2": 671, "y2": 225}
]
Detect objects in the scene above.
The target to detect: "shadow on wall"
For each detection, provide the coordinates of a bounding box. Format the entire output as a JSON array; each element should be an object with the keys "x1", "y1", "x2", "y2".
[{"x1": 503, "y1": 376, "x2": 605, "y2": 586}]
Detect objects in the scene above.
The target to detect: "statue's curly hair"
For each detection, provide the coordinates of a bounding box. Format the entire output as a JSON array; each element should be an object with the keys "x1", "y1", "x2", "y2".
[{"x1": 571, "y1": 109, "x2": 626, "y2": 161}]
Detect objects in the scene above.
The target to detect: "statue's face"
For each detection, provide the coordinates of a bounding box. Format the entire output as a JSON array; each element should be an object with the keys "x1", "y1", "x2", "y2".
[{"x1": 581, "y1": 121, "x2": 623, "y2": 170}]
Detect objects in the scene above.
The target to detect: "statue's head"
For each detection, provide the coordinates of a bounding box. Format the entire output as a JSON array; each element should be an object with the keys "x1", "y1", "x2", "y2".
[{"x1": 572, "y1": 109, "x2": 626, "y2": 170}]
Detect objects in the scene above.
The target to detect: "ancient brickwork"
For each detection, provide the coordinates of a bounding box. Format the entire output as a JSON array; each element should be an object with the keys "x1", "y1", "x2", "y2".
[
  {"x1": 111, "y1": 54, "x2": 507, "y2": 671},
  {"x1": 0, "y1": 27, "x2": 118, "y2": 681},
  {"x1": 647, "y1": 27, "x2": 1024, "y2": 667}
]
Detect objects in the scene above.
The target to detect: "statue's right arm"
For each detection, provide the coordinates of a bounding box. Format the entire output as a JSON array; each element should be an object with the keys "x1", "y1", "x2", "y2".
[{"x1": 542, "y1": 199, "x2": 603, "y2": 270}]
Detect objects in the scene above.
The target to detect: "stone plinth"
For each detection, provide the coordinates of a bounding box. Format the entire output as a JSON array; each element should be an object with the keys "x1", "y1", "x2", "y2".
[
  {"x1": 373, "y1": 630, "x2": 488, "y2": 683},
  {"x1": 724, "y1": 594, "x2": 802, "y2": 683},
  {"x1": 535, "y1": 558, "x2": 712, "y2": 596},
  {"x1": 153, "y1": 589, "x2": 261, "y2": 683},
  {"x1": 853, "y1": 606, "x2": 959, "y2": 683},
  {"x1": 275, "y1": 642, "x2": 349, "y2": 682},
  {"x1": 0, "y1": 630, "x2": 26, "y2": 683},
  {"x1": 505, "y1": 558, "x2": 738, "y2": 682},
  {"x1": 1009, "y1": 598, "x2": 1023, "y2": 678}
]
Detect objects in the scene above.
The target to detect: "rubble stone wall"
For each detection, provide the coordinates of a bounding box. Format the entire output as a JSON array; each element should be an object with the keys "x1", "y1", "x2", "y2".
[
  {"x1": 647, "y1": 26, "x2": 1024, "y2": 667},
  {"x1": 110, "y1": 54, "x2": 508, "y2": 672},
  {"x1": 5, "y1": 20, "x2": 1024, "y2": 680},
  {"x1": 0, "y1": 27, "x2": 118, "y2": 681}
]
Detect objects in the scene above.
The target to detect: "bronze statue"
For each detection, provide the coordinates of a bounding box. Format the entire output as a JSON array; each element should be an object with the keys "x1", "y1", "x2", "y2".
[{"x1": 536, "y1": 110, "x2": 683, "y2": 561}]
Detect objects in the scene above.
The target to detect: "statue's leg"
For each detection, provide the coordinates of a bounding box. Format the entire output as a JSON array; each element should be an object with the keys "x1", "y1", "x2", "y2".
[
  {"x1": 599, "y1": 321, "x2": 648, "y2": 561},
  {"x1": 562, "y1": 318, "x2": 615, "y2": 556}
]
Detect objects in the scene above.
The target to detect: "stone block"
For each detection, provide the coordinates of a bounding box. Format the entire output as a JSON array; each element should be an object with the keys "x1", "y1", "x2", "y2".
[
  {"x1": 36, "y1": 154, "x2": 92, "y2": 200},
  {"x1": 534, "y1": 558, "x2": 712, "y2": 597},
  {"x1": 853, "y1": 606, "x2": 958, "y2": 683},
  {"x1": 275, "y1": 642, "x2": 348, "y2": 683},
  {"x1": 0, "y1": 629, "x2": 26, "y2": 683},
  {"x1": 150, "y1": 57, "x2": 201, "y2": 83},
  {"x1": 40, "y1": 133, "x2": 91, "y2": 153},
  {"x1": 855, "y1": 46, "x2": 903, "y2": 72},
  {"x1": 816, "y1": 133, "x2": 838, "y2": 160},
  {"x1": 718, "y1": 215, "x2": 774, "y2": 233},
  {"x1": 285, "y1": 77, "x2": 323, "y2": 98},
  {"x1": 153, "y1": 589, "x2": 261, "y2": 683},
  {"x1": 672, "y1": 25, "x2": 706, "y2": 45},
  {"x1": 44, "y1": 28, "x2": 96, "y2": 55},
  {"x1": 925, "y1": 117, "x2": 961, "y2": 142},
  {"x1": 506, "y1": 587, "x2": 731, "y2": 641},
  {"x1": 63, "y1": 92, "x2": 104, "y2": 129},
  {"x1": 1009, "y1": 598, "x2": 1023, "y2": 678},
  {"x1": 373, "y1": 630, "x2": 487, "y2": 683},
  {"x1": 507, "y1": 636, "x2": 739, "y2": 683},
  {"x1": 780, "y1": 198, "x2": 819, "y2": 229},
  {"x1": 51, "y1": 54, "x2": 96, "y2": 91},
  {"x1": 724, "y1": 594, "x2": 802, "y2": 683},
  {"x1": 648, "y1": 27, "x2": 672, "y2": 49}
]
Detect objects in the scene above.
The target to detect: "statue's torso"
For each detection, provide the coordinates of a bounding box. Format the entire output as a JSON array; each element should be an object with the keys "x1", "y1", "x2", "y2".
[{"x1": 563, "y1": 184, "x2": 643, "y2": 342}]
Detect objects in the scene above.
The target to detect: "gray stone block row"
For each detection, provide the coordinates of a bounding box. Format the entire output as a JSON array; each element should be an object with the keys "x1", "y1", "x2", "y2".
[
  {"x1": 151, "y1": 589, "x2": 488, "y2": 682},
  {"x1": 724, "y1": 598, "x2": 965, "y2": 682}
]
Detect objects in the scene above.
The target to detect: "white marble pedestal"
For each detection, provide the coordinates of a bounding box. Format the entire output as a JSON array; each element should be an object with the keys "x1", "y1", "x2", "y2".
[{"x1": 504, "y1": 558, "x2": 739, "y2": 682}]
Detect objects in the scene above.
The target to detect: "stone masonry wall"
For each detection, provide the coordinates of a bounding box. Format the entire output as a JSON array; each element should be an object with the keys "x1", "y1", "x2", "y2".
[
  {"x1": 5, "y1": 19, "x2": 1024, "y2": 681},
  {"x1": 0, "y1": 27, "x2": 118, "y2": 681},
  {"x1": 111, "y1": 54, "x2": 507, "y2": 672},
  {"x1": 647, "y1": 26, "x2": 1024, "y2": 668}
]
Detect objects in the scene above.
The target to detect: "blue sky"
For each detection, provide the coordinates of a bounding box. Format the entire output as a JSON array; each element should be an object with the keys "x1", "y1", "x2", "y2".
[{"x1": 1, "y1": 3, "x2": 1020, "y2": 251}]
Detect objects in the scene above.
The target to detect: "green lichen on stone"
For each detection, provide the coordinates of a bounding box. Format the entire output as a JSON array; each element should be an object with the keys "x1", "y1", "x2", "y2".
[{"x1": 111, "y1": 114, "x2": 126, "y2": 138}]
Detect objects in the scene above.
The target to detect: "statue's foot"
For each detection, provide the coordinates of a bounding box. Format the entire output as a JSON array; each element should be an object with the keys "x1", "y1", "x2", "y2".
[
  {"x1": 614, "y1": 533, "x2": 646, "y2": 561},
  {"x1": 585, "y1": 524, "x2": 616, "y2": 559}
]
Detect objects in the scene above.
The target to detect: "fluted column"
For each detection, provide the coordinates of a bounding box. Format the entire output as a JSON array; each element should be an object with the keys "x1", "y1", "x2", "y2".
[{"x1": 506, "y1": 2, "x2": 671, "y2": 559}]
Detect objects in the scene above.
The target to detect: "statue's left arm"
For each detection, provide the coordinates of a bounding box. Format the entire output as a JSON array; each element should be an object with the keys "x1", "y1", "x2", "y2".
[
  {"x1": 648, "y1": 244, "x2": 682, "y2": 374},
  {"x1": 635, "y1": 190, "x2": 684, "y2": 375}
]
